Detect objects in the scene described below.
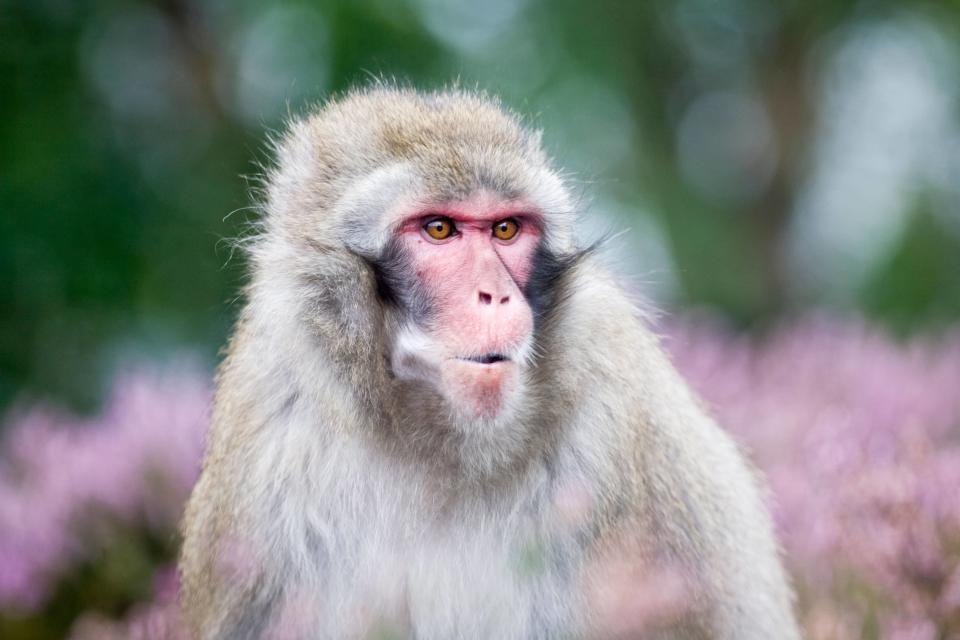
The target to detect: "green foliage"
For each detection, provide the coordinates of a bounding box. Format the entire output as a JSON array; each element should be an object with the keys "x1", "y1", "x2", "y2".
[
  {"x1": 0, "y1": 521, "x2": 174, "y2": 640},
  {"x1": 862, "y1": 204, "x2": 960, "y2": 335},
  {"x1": 2, "y1": 0, "x2": 960, "y2": 410}
]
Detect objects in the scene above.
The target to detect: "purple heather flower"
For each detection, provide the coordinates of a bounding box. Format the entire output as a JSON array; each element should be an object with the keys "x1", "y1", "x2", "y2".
[
  {"x1": 1, "y1": 318, "x2": 959, "y2": 639},
  {"x1": 0, "y1": 365, "x2": 210, "y2": 611}
]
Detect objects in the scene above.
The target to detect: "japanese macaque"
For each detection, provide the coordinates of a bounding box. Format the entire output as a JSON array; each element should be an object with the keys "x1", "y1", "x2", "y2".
[{"x1": 179, "y1": 86, "x2": 800, "y2": 639}]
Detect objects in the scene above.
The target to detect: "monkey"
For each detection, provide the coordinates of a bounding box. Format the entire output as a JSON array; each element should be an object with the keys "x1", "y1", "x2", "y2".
[{"x1": 179, "y1": 86, "x2": 800, "y2": 639}]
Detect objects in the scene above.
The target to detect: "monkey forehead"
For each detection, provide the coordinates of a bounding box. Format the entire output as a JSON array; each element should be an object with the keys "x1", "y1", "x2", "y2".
[
  {"x1": 268, "y1": 87, "x2": 577, "y2": 253},
  {"x1": 333, "y1": 161, "x2": 573, "y2": 257}
]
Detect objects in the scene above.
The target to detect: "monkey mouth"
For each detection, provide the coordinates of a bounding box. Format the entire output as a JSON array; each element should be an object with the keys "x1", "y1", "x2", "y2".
[
  {"x1": 458, "y1": 352, "x2": 509, "y2": 365},
  {"x1": 443, "y1": 353, "x2": 519, "y2": 419}
]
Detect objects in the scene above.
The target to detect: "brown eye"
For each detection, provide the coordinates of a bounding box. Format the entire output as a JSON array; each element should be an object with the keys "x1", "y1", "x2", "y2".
[
  {"x1": 492, "y1": 218, "x2": 519, "y2": 241},
  {"x1": 424, "y1": 217, "x2": 455, "y2": 240}
]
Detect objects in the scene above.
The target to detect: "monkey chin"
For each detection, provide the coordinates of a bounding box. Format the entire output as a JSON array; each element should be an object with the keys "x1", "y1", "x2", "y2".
[
  {"x1": 440, "y1": 358, "x2": 520, "y2": 422},
  {"x1": 388, "y1": 328, "x2": 526, "y2": 424}
]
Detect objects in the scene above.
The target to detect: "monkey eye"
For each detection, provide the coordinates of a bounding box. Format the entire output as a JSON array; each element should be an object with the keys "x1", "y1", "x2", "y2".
[
  {"x1": 423, "y1": 217, "x2": 456, "y2": 241},
  {"x1": 492, "y1": 218, "x2": 520, "y2": 241}
]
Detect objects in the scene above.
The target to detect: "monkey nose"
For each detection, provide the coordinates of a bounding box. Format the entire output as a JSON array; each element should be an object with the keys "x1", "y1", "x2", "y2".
[{"x1": 478, "y1": 290, "x2": 510, "y2": 306}]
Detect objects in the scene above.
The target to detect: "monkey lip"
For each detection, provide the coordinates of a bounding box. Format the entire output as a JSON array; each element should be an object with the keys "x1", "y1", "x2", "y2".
[{"x1": 457, "y1": 353, "x2": 510, "y2": 365}]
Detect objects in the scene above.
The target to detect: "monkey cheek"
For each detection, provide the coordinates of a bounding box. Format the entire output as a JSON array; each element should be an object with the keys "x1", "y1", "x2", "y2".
[{"x1": 440, "y1": 360, "x2": 518, "y2": 420}]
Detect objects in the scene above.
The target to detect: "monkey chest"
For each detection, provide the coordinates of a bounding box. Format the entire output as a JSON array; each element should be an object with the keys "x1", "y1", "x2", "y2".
[{"x1": 306, "y1": 513, "x2": 584, "y2": 638}]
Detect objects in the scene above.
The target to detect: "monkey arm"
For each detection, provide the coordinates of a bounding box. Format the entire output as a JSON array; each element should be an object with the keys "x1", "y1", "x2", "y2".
[{"x1": 555, "y1": 264, "x2": 798, "y2": 639}]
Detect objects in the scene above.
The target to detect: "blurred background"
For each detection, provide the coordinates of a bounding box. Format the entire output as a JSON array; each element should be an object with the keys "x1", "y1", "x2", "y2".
[
  {"x1": 5, "y1": 0, "x2": 960, "y2": 413},
  {"x1": 2, "y1": 0, "x2": 960, "y2": 638}
]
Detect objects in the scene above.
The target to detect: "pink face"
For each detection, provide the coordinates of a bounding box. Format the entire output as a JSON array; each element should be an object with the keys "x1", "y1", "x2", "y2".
[{"x1": 393, "y1": 193, "x2": 542, "y2": 419}]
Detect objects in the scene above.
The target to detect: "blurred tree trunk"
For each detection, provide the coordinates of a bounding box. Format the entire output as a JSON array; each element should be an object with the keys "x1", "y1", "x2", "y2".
[{"x1": 597, "y1": 2, "x2": 819, "y2": 322}]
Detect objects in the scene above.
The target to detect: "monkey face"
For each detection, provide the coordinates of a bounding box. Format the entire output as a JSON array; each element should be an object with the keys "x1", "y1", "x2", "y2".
[
  {"x1": 381, "y1": 190, "x2": 541, "y2": 420},
  {"x1": 256, "y1": 90, "x2": 580, "y2": 428}
]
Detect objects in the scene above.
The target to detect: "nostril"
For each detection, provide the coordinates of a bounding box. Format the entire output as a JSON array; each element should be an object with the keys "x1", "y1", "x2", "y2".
[
  {"x1": 479, "y1": 292, "x2": 493, "y2": 305},
  {"x1": 500, "y1": 296, "x2": 510, "y2": 304}
]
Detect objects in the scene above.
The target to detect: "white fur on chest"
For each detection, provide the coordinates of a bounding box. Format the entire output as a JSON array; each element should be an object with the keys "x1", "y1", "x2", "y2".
[{"x1": 246, "y1": 410, "x2": 588, "y2": 639}]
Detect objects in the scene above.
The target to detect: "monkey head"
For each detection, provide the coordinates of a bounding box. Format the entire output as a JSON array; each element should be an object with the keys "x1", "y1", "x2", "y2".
[{"x1": 254, "y1": 88, "x2": 578, "y2": 428}]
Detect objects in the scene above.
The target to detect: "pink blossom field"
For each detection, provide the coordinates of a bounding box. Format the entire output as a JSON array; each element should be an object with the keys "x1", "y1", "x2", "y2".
[{"x1": 1, "y1": 317, "x2": 958, "y2": 639}]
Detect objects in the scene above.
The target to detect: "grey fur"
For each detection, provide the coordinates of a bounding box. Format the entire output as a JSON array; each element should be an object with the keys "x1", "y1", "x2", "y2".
[{"x1": 179, "y1": 86, "x2": 801, "y2": 639}]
